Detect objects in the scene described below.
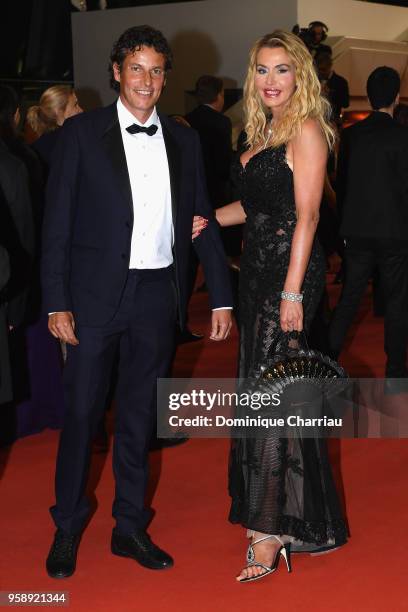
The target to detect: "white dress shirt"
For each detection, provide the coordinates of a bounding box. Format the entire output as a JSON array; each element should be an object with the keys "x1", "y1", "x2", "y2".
[{"x1": 117, "y1": 98, "x2": 173, "y2": 269}]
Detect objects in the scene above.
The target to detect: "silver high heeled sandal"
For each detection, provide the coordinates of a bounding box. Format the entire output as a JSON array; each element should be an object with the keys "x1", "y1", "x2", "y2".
[{"x1": 237, "y1": 534, "x2": 292, "y2": 583}]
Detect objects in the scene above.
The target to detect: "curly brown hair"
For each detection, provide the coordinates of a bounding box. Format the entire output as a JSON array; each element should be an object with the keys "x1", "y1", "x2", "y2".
[{"x1": 109, "y1": 25, "x2": 173, "y2": 92}]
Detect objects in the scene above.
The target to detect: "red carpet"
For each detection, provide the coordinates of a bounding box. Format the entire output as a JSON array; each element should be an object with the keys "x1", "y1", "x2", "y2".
[{"x1": 1, "y1": 270, "x2": 407, "y2": 611}]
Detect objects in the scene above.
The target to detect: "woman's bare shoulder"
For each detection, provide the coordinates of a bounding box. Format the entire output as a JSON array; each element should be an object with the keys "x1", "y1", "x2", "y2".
[
  {"x1": 301, "y1": 117, "x2": 325, "y2": 139},
  {"x1": 293, "y1": 118, "x2": 326, "y2": 153}
]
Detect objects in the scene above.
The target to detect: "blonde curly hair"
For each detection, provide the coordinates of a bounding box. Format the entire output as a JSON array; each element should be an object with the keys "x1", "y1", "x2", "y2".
[{"x1": 244, "y1": 30, "x2": 335, "y2": 150}]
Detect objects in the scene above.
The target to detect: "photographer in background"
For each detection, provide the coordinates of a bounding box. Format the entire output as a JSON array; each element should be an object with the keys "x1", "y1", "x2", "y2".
[{"x1": 292, "y1": 21, "x2": 332, "y2": 59}]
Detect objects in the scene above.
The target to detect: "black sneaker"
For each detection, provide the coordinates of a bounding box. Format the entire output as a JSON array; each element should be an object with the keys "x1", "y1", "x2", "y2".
[
  {"x1": 111, "y1": 529, "x2": 173, "y2": 570},
  {"x1": 46, "y1": 529, "x2": 81, "y2": 578}
]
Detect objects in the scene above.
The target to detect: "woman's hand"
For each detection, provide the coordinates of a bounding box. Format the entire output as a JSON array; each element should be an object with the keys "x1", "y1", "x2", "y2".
[
  {"x1": 192, "y1": 215, "x2": 208, "y2": 240},
  {"x1": 280, "y1": 300, "x2": 303, "y2": 332}
]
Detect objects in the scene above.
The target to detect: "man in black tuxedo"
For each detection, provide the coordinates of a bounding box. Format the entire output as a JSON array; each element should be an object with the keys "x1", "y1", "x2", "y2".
[
  {"x1": 329, "y1": 67, "x2": 408, "y2": 378},
  {"x1": 42, "y1": 25, "x2": 232, "y2": 578}
]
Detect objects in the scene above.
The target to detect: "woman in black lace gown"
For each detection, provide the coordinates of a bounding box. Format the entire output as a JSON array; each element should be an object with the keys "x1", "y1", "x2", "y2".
[{"x1": 194, "y1": 30, "x2": 348, "y2": 581}]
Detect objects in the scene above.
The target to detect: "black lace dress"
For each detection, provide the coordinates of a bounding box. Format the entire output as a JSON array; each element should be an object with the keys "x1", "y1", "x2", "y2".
[{"x1": 228, "y1": 144, "x2": 348, "y2": 552}]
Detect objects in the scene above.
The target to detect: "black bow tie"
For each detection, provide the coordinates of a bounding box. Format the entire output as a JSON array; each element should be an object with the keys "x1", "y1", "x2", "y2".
[{"x1": 126, "y1": 123, "x2": 158, "y2": 136}]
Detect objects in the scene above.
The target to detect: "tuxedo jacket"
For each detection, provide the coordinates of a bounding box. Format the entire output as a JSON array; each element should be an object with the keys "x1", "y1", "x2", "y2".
[
  {"x1": 337, "y1": 111, "x2": 408, "y2": 243},
  {"x1": 185, "y1": 104, "x2": 232, "y2": 207},
  {"x1": 41, "y1": 103, "x2": 232, "y2": 327}
]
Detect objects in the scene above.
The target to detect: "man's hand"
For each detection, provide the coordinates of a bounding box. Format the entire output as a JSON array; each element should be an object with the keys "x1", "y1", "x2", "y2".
[
  {"x1": 48, "y1": 311, "x2": 79, "y2": 345},
  {"x1": 210, "y1": 309, "x2": 232, "y2": 341}
]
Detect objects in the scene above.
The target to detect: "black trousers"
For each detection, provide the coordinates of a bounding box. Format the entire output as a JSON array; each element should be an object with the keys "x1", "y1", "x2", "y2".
[
  {"x1": 50, "y1": 267, "x2": 177, "y2": 535},
  {"x1": 328, "y1": 240, "x2": 408, "y2": 377}
]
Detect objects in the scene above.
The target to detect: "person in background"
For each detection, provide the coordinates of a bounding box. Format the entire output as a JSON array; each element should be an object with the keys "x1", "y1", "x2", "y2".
[
  {"x1": 0, "y1": 86, "x2": 37, "y2": 437},
  {"x1": 315, "y1": 52, "x2": 348, "y2": 289},
  {"x1": 0, "y1": 84, "x2": 44, "y2": 305},
  {"x1": 0, "y1": 141, "x2": 34, "y2": 330},
  {"x1": 0, "y1": 140, "x2": 34, "y2": 417},
  {"x1": 293, "y1": 21, "x2": 331, "y2": 59},
  {"x1": 27, "y1": 86, "x2": 83, "y2": 361},
  {"x1": 186, "y1": 75, "x2": 232, "y2": 209},
  {"x1": 307, "y1": 21, "x2": 332, "y2": 58},
  {"x1": 372, "y1": 102, "x2": 408, "y2": 316},
  {"x1": 0, "y1": 85, "x2": 43, "y2": 222},
  {"x1": 27, "y1": 85, "x2": 83, "y2": 169},
  {"x1": 394, "y1": 103, "x2": 408, "y2": 127},
  {"x1": 316, "y1": 53, "x2": 349, "y2": 128},
  {"x1": 169, "y1": 114, "x2": 191, "y2": 128},
  {"x1": 0, "y1": 84, "x2": 68, "y2": 449},
  {"x1": 0, "y1": 243, "x2": 11, "y2": 407},
  {"x1": 329, "y1": 67, "x2": 408, "y2": 384},
  {"x1": 186, "y1": 76, "x2": 241, "y2": 327},
  {"x1": 168, "y1": 111, "x2": 205, "y2": 343}
]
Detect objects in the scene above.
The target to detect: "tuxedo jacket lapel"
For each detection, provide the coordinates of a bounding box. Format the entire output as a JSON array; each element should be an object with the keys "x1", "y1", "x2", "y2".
[
  {"x1": 160, "y1": 115, "x2": 181, "y2": 229},
  {"x1": 101, "y1": 105, "x2": 133, "y2": 215}
]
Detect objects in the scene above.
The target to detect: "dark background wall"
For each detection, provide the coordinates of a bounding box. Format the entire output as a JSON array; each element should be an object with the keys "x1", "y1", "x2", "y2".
[{"x1": 0, "y1": 0, "x2": 204, "y2": 81}]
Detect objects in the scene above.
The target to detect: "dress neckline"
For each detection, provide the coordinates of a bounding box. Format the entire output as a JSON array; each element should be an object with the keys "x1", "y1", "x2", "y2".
[{"x1": 239, "y1": 143, "x2": 292, "y2": 174}]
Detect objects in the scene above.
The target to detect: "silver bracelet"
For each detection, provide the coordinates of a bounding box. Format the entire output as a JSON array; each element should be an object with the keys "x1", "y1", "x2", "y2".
[{"x1": 281, "y1": 291, "x2": 303, "y2": 303}]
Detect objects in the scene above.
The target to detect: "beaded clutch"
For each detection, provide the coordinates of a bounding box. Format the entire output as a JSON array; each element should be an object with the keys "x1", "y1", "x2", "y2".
[{"x1": 258, "y1": 331, "x2": 348, "y2": 400}]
